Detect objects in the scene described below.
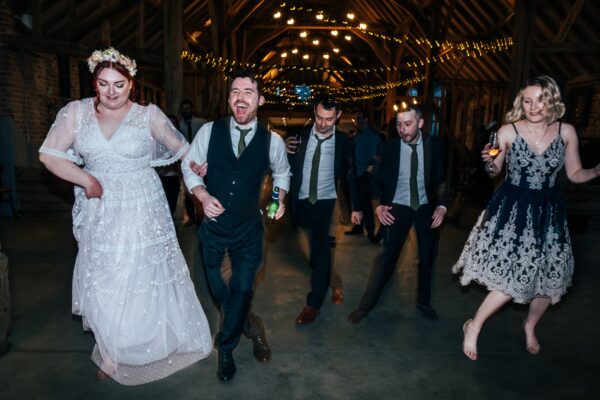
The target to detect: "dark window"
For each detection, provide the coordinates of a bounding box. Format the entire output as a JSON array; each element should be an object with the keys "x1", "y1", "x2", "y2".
[
  {"x1": 58, "y1": 54, "x2": 71, "y2": 98},
  {"x1": 79, "y1": 61, "x2": 94, "y2": 99}
]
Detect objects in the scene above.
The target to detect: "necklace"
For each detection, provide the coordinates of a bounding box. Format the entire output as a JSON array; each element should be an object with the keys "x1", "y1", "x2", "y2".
[{"x1": 524, "y1": 121, "x2": 548, "y2": 149}]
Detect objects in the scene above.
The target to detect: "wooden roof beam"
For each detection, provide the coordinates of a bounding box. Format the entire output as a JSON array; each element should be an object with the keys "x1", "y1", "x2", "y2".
[{"x1": 555, "y1": 0, "x2": 585, "y2": 43}]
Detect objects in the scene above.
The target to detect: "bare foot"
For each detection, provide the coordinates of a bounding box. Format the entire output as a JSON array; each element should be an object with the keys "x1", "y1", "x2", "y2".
[
  {"x1": 523, "y1": 320, "x2": 540, "y2": 354},
  {"x1": 462, "y1": 319, "x2": 479, "y2": 361}
]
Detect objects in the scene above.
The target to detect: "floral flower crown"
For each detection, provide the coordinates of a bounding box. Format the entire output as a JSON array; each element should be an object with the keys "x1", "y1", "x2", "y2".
[{"x1": 87, "y1": 47, "x2": 137, "y2": 77}]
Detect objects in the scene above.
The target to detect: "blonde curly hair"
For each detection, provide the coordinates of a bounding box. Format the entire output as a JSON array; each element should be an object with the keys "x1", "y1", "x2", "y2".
[{"x1": 504, "y1": 75, "x2": 565, "y2": 124}]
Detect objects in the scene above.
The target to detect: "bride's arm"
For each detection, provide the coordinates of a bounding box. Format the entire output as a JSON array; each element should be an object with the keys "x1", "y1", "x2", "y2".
[{"x1": 39, "y1": 154, "x2": 102, "y2": 198}]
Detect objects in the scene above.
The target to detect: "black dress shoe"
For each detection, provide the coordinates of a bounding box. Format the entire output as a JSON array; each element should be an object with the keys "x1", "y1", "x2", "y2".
[
  {"x1": 344, "y1": 226, "x2": 363, "y2": 235},
  {"x1": 217, "y1": 350, "x2": 237, "y2": 382},
  {"x1": 369, "y1": 231, "x2": 382, "y2": 244},
  {"x1": 251, "y1": 332, "x2": 272, "y2": 363},
  {"x1": 347, "y1": 309, "x2": 368, "y2": 324},
  {"x1": 416, "y1": 304, "x2": 439, "y2": 321}
]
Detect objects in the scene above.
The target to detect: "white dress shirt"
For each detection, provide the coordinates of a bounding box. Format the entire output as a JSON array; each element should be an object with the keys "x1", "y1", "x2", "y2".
[
  {"x1": 393, "y1": 133, "x2": 428, "y2": 206},
  {"x1": 181, "y1": 118, "x2": 291, "y2": 192},
  {"x1": 298, "y1": 126, "x2": 337, "y2": 200}
]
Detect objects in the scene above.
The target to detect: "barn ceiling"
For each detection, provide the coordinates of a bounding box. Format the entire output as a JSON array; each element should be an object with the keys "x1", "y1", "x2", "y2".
[{"x1": 10, "y1": 0, "x2": 600, "y2": 107}]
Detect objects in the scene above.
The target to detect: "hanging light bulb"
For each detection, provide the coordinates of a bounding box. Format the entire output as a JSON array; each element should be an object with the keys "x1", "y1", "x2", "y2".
[
  {"x1": 291, "y1": 48, "x2": 299, "y2": 54},
  {"x1": 347, "y1": 12, "x2": 355, "y2": 20},
  {"x1": 344, "y1": 35, "x2": 352, "y2": 41},
  {"x1": 323, "y1": 53, "x2": 330, "y2": 59},
  {"x1": 359, "y1": 23, "x2": 367, "y2": 30},
  {"x1": 393, "y1": 104, "x2": 398, "y2": 111},
  {"x1": 316, "y1": 13, "x2": 324, "y2": 20},
  {"x1": 331, "y1": 30, "x2": 338, "y2": 36},
  {"x1": 281, "y1": 52, "x2": 288, "y2": 58},
  {"x1": 273, "y1": 11, "x2": 281, "y2": 19},
  {"x1": 333, "y1": 48, "x2": 340, "y2": 53},
  {"x1": 302, "y1": 54, "x2": 309, "y2": 59},
  {"x1": 287, "y1": 18, "x2": 295, "y2": 25},
  {"x1": 312, "y1": 39, "x2": 320, "y2": 45},
  {"x1": 300, "y1": 31, "x2": 308, "y2": 38}
]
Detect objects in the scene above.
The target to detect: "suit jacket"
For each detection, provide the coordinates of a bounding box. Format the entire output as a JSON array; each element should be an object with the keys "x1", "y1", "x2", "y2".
[
  {"x1": 288, "y1": 127, "x2": 360, "y2": 218},
  {"x1": 378, "y1": 133, "x2": 447, "y2": 210}
]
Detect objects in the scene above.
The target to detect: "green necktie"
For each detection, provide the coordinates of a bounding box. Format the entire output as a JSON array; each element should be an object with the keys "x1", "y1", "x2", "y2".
[
  {"x1": 235, "y1": 126, "x2": 251, "y2": 158},
  {"x1": 408, "y1": 143, "x2": 419, "y2": 210},
  {"x1": 308, "y1": 134, "x2": 332, "y2": 204}
]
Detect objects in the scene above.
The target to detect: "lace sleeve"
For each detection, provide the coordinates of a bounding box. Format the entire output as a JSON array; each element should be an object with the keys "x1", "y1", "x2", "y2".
[
  {"x1": 147, "y1": 104, "x2": 190, "y2": 167},
  {"x1": 39, "y1": 101, "x2": 83, "y2": 165}
]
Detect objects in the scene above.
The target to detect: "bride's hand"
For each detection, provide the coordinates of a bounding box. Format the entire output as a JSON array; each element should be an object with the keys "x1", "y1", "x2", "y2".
[{"x1": 84, "y1": 175, "x2": 103, "y2": 199}]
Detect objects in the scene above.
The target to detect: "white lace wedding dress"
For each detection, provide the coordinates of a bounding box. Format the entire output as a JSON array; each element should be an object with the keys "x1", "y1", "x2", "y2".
[{"x1": 40, "y1": 98, "x2": 212, "y2": 385}]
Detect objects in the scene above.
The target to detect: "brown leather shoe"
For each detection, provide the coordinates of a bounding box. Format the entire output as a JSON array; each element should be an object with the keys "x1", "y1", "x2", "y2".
[
  {"x1": 331, "y1": 287, "x2": 344, "y2": 304},
  {"x1": 295, "y1": 306, "x2": 320, "y2": 325}
]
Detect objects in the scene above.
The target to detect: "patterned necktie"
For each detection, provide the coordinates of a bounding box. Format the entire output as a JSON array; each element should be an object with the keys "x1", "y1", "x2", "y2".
[
  {"x1": 408, "y1": 143, "x2": 419, "y2": 210},
  {"x1": 308, "y1": 134, "x2": 333, "y2": 204},
  {"x1": 235, "y1": 126, "x2": 251, "y2": 158}
]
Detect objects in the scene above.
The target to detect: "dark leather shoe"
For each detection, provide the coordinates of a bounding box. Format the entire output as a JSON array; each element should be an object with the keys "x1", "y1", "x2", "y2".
[
  {"x1": 347, "y1": 309, "x2": 368, "y2": 324},
  {"x1": 344, "y1": 226, "x2": 363, "y2": 235},
  {"x1": 331, "y1": 287, "x2": 344, "y2": 304},
  {"x1": 369, "y1": 232, "x2": 382, "y2": 244},
  {"x1": 251, "y1": 332, "x2": 271, "y2": 363},
  {"x1": 416, "y1": 304, "x2": 439, "y2": 320},
  {"x1": 295, "y1": 306, "x2": 319, "y2": 325},
  {"x1": 217, "y1": 350, "x2": 236, "y2": 382}
]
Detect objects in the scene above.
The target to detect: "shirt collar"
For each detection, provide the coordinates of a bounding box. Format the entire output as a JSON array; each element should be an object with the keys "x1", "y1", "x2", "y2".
[
  {"x1": 311, "y1": 124, "x2": 336, "y2": 140},
  {"x1": 230, "y1": 117, "x2": 257, "y2": 132}
]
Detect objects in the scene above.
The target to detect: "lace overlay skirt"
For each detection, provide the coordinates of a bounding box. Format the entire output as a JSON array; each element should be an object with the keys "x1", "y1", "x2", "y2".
[
  {"x1": 71, "y1": 168, "x2": 212, "y2": 385},
  {"x1": 452, "y1": 182, "x2": 574, "y2": 304}
]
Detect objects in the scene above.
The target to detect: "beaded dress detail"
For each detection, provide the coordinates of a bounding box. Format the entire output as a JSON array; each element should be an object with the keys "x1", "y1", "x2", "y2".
[
  {"x1": 452, "y1": 123, "x2": 573, "y2": 304},
  {"x1": 40, "y1": 98, "x2": 211, "y2": 385}
]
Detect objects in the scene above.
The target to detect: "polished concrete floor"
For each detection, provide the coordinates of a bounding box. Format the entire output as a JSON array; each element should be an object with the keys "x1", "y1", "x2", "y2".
[{"x1": 0, "y1": 209, "x2": 599, "y2": 400}]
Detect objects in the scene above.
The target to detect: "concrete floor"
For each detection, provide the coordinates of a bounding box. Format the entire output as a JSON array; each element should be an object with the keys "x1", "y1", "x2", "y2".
[{"x1": 0, "y1": 211, "x2": 599, "y2": 400}]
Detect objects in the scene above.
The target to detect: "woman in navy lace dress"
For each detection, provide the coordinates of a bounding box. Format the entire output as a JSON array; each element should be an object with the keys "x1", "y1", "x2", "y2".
[{"x1": 453, "y1": 76, "x2": 600, "y2": 361}]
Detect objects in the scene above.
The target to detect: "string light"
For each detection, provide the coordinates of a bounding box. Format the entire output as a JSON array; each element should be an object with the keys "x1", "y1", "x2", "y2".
[
  {"x1": 300, "y1": 31, "x2": 308, "y2": 38},
  {"x1": 287, "y1": 18, "x2": 294, "y2": 25},
  {"x1": 347, "y1": 12, "x2": 355, "y2": 20},
  {"x1": 273, "y1": 11, "x2": 281, "y2": 19},
  {"x1": 331, "y1": 30, "x2": 338, "y2": 36}
]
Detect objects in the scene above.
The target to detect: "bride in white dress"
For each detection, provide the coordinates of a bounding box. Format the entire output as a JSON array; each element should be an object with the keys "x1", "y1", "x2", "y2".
[{"x1": 38, "y1": 48, "x2": 212, "y2": 385}]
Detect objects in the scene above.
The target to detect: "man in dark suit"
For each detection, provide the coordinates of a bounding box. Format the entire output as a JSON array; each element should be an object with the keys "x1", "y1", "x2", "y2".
[
  {"x1": 348, "y1": 105, "x2": 447, "y2": 323},
  {"x1": 286, "y1": 94, "x2": 360, "y2": 325}
]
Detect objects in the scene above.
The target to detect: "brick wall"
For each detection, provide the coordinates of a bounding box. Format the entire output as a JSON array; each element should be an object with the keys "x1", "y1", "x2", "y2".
[{"x1": 0, "y1": 50, "x2": 78, "y2": 158}]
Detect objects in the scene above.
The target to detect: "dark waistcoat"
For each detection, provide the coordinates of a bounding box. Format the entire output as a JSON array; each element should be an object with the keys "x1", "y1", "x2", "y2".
[{"x1": 205, "y1": 117, "x2": 271, "y2": 228}]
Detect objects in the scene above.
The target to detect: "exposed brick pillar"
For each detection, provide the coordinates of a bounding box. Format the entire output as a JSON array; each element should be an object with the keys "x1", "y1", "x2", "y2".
[{"x1": 0, "y1": 1, "x2": 15, "y2": 39}]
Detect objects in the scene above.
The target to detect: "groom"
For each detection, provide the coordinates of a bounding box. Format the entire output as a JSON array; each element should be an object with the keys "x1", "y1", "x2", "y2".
[{"x1": 183, "y1": 69, "x2": 291, "y2": 382}]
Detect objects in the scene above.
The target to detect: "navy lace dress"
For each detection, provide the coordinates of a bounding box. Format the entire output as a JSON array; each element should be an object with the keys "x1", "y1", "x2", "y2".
[{"x1": 452, "y1": 123, "x2": 573, "y2": 304}]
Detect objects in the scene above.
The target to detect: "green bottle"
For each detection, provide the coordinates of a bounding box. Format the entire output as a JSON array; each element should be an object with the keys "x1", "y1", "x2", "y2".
[{"x1": 266, "y1": 187, "x2": 280, "y2": 219}]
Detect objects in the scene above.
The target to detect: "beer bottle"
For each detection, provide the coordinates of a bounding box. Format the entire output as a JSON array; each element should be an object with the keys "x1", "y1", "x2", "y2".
[{"x1": 266, "y1": 187, "x2": 280, "y2": 219}]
